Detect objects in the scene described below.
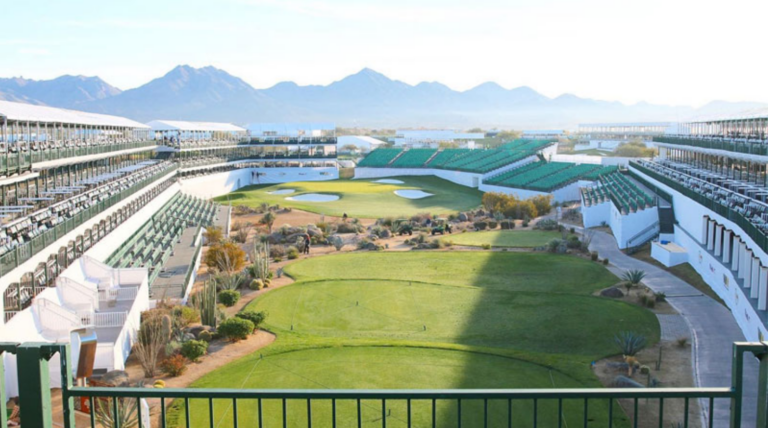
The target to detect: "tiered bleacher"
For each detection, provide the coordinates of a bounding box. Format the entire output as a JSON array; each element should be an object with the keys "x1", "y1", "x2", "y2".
[
  {"x1": 581, "y1": 171, "x2": 655, "y2": 214},
  {"x1": 390, "y1": 149, "x2": 437, "y2": 168},
  {"x1": 526, "y1": 163, "x2": 602, "y2": 192},
  {"x1": 106, "y1": 193, "x2": 218, "y2": 283},
  {"x1": 357, "y1": 148, "x2": 403, "y2": 167},
  {"x1": 425, "y1": 149, "x2": 471, "y2": 167},
  {"x1": 654, "y1": 136, "x2": 768, "y2": 156},
  {"x1": 486, "y1": 161, "x2": 620, "y2": 192},
  {"x1": 0, "y1": 161, "x2": 176, "y2": 260}
]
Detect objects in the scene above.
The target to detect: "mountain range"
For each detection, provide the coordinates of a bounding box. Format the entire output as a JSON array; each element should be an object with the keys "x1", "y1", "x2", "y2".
[{"x1": 1, "y1": 65, "x2": 765, "y2": 129}]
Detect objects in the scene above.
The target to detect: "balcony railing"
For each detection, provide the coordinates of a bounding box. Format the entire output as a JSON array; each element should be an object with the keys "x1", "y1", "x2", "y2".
[
  {"x1": 1, "y1": 342, "x2": 766, "y2": 428},
  {"x1": 654, "y1": 136, "x2": 768, "y2": 156},
  {"x1": 0, "y1": 140, "x2": 157, "y2": 176},
  {"x1": 0, "y1": 164, "x2": 178, "y2": 278}
]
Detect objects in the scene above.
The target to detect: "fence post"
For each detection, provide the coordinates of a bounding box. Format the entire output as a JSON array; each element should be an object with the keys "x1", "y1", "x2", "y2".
[
  {"x1": 16, "y1": 343, "x2": 72, "y2": 428},
  {"x1": 757, "y1": 343, "x2": 768, "y2": 428}
]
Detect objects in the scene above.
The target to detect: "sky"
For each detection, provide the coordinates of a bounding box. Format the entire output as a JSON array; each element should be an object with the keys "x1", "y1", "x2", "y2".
[{"x1": 2, "y1": 0, "x2": 766, "y2": 107}]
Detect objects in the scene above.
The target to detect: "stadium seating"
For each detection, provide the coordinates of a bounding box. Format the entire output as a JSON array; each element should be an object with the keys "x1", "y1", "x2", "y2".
[
  {"x1": 425, "y1": 149, "x2": 471, "y2": 167},
  {"x1": 390, "y1": 149, "x2": 437, "y2": 168},
  {"x1": 357, "y1": 148, "x2": 403, "y2": 167},
  {"x1": 581, "y1": 171, "x2": 655, "y2": 213},
  {"x1": 105, "y1": 193, "x2": 219, "y2": 282},
  {"x1": 526, "y1": 164, "x2": 602, "y2": 192},
  {"x1": 493, "y1": 162, "x2": 573, "y2": 188},
  {"x1": 581, "y1": 165, "x2": 618, "y2": 181}
]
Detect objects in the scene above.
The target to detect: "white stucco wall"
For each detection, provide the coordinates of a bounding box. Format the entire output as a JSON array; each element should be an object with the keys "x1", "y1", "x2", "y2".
[
  {"x1": 479, "y1": 180, "x2": 592, "y2": 203},
  {"x1": 609, "y1": 204, "x2": 659, "y2": 249},
  {"x1": 179, "y1": 167, "x2": 339, "y2": 199},
  {"x1": 354, "y1": 167, "x2": 483, "y2": 188},
  {"x1": 582, "y1": 201, "x2": 611, "y2": 228}
]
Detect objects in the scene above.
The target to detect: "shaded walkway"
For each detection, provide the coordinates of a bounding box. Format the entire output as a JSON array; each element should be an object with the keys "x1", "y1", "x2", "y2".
[{"x1": 587, "y1": 229, "x2": 758, "y2": 427}]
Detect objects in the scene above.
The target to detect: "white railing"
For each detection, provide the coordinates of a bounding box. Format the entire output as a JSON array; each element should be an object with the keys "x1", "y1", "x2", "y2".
[
  {"x1": 98, "y1": 286, "x2": 139, "y2": 302},
  {"x1": 94, "y1": 311, "x2": 128, "y2": 328},
  {"x1": 4, "y1": 311, "x2": 19, "y2": 323}
]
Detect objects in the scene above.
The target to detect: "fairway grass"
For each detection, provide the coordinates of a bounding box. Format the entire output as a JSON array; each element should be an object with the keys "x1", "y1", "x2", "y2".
[
  {"x1": 443, "y1": 230, "x2": 563, "y2": 248},
  {"x1": 213, "y1": 176, "x2": 482, "y2": 218},
  {"x1": 170, "y1": 252, "x2": 658, "y2": 427}
]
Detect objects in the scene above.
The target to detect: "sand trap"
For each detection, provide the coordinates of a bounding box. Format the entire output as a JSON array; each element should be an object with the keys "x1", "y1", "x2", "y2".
[
  {"x1": 286, "y1": 193, "x2": 340, "y2": 202},
  {"x1": 394, "y1": 190, "x2": 433, "y2": 199},
  {"x1": 375, "y1": 179, "x2": 404, "y2": 184},
  {"x1": 268, "y1": 189, "x2": 295, "y2": 195}
]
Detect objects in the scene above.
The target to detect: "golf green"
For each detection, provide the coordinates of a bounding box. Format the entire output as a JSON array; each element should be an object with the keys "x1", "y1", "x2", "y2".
[
  {"x1": 213, "y1": 176, "x2": 483, "y2": 218},
  {"x1": 443, "y1": 230, "x2": 564, "y2": 248}
]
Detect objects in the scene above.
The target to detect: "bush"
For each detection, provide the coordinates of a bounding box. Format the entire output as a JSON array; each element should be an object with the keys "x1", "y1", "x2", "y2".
[
  {"x1": 204, "y1": 241, "x2": 247, "y2": 273},
  {"x1": 336, "y1": 222, "x2": 360, "y2": 234},
  {"x1": 602, "y1": 258, "x2": 609, "y2": 265},
  {"x1": 160, "y1": 354, "x2": 187, "y2": 377},
  {"x1": 488, "y1": 220, "x2": 498, "y2": 229},
  {"x1": 500, "y1": 220, "x2": 513, "y2": 230},
  {"x1": 235, "y1": 311, "x2": 267, "y2": 330},
  {"x1": 287, "y1": 246, "x2": 300, "y2": 260},
  {"x1": 614, "y1": 331, "x2": 647, "y2": 356},
  {"x1": 172, "y1": 306, "x2": 199, "y2": 327},
  {"x1": 250, "y1": 279, "x2": 264, "y2": 290},
  {"x1": 218, "y1": 317, "x2": 255, "y2": 342},
  {"x1": 474, "y1": 221, "x2": 488, "y2": 230},
  {"x1": 566, "y1": 236, "x2": 581, "y2": 249},
  {"x1": 180, "y1": 340, "x2": 209, "y2": 362},
  {"x1": 591, "y1": 251, "x2": 599, "y2": 261},
  {"x1": 535, "y1": 219, "x2": 559, "y2": 231},
  {"x1": 522, "y1": 220, "x2": 529, "y2": 228},
  {"x1": 218, "y1": 290, "x2": 241, "y2": 307},
  {"x1": 198, "y1": 330, "x2": 213, "y2": 342},
  {"x1": 481, "y1": 243, "x2": 492, "y2": 250},
  {"x1": 270, "y1": 245, "x2": 286, "y2": 259},
  {"x1": 676, "y1": 337, "x2": 688, "y2": 347},
  {"x1": 655, "y1": 292, "x2": 667, "y2": 302}
]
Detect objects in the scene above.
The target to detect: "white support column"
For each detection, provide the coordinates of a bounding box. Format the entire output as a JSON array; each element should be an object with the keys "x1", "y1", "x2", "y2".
[
  {"x1": 732, "y1": 238, "x2": 741, "y2": 271},
  {"x1": 702, "y1": 216, "x2": 710, "y2": 246},
  {"x1": 714, "y1": 224, "x2": 723, "y2": 256},
  {"x1": 759, "y1": 266, "x2": 768, "y2": 311},
  {"x1": 723, "y1": 230, "x2": 732, "y2": 263},
  {"x1": 707, "y1": 220, "x2": 716, "y2": 251},
  {"x1": 738, "y1": 242, "x2": 747, "y2": 278},
  {"x1": 744, "y1": 250, "x2": 753, "y2": 288},
  {"x1": 752, "y1": 259, "x2": 762, "y2": 299}
]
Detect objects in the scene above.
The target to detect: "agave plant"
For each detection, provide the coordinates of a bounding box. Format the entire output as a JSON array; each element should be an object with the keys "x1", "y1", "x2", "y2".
[
  {"x1": 622, "y1": 269, "x2": 647, "y2": 286},
  {"x1": 614, "y1": 331, "x2": 647, "y2": 356},
  {"x1": 94, "y1": 397, "x2": 139, "y2": 428}
]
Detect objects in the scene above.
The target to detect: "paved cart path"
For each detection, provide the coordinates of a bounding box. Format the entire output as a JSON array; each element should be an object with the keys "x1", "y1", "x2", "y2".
[{"x1": 587, "y1": 229, "x2": 758, "y2": 427}]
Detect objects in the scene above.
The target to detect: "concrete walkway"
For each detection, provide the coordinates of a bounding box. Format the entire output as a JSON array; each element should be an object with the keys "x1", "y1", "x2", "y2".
[{"x1": 587, "y1": 229, "x2": 758, "y2": 427}]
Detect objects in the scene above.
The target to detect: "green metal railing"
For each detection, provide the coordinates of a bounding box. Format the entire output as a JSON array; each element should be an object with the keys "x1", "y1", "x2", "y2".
[
  {"x1": 0, "y1": 141, "x2": 157, "y2": 176},
  {"x1": 1, "y1": 342, "x2": 767, "y2": 428},
  {"x1": 630, "y1": 161, "x2": 768, "y2": 255},
  {"x1": 653, "y1": 137, "x2": 768, "y2": 157},
  {"x1": 0, "y1": 164, "x2": 178, "y2": 278}
]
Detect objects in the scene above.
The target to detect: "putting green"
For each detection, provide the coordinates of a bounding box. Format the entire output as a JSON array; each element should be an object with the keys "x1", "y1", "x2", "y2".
[
  {"x1": 169, "y1": 347, "x2": 629, "y2": 428},
  {"x1": 443, "y1": 230, "x2": 565, "y2": 248},
  {"x1": 213, "y1": 176, "x2": 482, "y2": 218},
  {"x1": 170, "y1": 252, "x2": 657, "y2": 428}
]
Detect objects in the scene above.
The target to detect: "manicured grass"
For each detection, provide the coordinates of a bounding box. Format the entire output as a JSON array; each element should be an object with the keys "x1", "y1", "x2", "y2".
[
  {"x1": 170, "y1": 252, "x2": 657, "y2": 427},
  {"x1": 213, "y1": 176, "x2": 482, "y2": 218},
  {"x1": 169, "y1": 346, "x2": 629, "y2": 428},
  {"x1": 442, "y1": 230, "x2": 563, "y2": 248}
]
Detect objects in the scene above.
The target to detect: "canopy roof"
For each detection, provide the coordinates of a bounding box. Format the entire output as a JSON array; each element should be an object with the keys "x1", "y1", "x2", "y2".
[
  {"x1": 691, "y1": 107, "x2": 768, "y2": 123},
  {"x1": 247, "y1": 122, "x2": 335, "y2": 137},
  {"x1": 0, "y1": 100, "x2": 149, "y2": 129},
  {"x1": 147, "y1": 120, "x2": 246, "y2": 133}
]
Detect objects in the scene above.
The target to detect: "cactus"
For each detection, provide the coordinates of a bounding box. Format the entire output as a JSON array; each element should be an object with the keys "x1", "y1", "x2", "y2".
[
  {"x1": 191, "y1": 280, "x2": 217, "y2": 327},
  {"x1": 160, "y1": 314, "x2": 172, "y2": 341},
  {"x1": 250, "y1": 240, "x2": 271, "y2": 281}
]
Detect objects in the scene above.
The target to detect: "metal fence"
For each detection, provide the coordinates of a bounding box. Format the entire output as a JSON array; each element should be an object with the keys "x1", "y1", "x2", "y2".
[{"x1": 0, "y1": 342, "x2": 767, "y2": 428}]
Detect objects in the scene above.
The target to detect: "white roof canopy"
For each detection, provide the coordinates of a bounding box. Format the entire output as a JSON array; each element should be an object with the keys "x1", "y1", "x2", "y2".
[
  {"x1": 247, "y1": 122, "x2": 335, "y2": 137},
  {"x1": 0, "y1": 100, "x2": 149, "y2": 129},
  {"x1": 147, "y1": 120, "x2": 246, "y2": 133}
]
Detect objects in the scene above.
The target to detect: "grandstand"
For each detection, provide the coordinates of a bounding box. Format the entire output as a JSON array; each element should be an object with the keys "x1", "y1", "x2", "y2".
[
  {"x1": 356, "y1": 148, "x2": 403, "y2": 167},
  {"x1": 106, "y1": 193, "x2": 218, "y2": 289},
  {"x1": 425, "y1": 148, "x2": 471, "y2": 167},
  {"x1": 390, "y1": 149, "x2": 437, "y2": 168},
  {"x1": 581, "y1": 171, "x2": 655, "y2": 214}
]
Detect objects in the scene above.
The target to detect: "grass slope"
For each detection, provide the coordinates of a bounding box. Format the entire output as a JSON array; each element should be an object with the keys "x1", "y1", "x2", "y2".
[
  {"x1": 214, "y1": 176, "x2": 483, "y2": 218},
  {"x1": 170, "y1": 252, "x2": 659, "y2": 427}
]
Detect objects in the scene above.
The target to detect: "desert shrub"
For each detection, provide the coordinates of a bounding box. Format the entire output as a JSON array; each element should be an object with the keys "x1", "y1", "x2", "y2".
[
  {"x1": 591, "y1": 251, "x2": 599, "y2": 261},
  {"x1": 249, "y1": 279, "x2": 263, "y2": 290},
  {"x1": 198, "y1": 330, "x2": 213, "y2": 342},
  {"x1": 286, "y1": 246, "x2": 300, "y2": 259},
  {"x1": 481, "y1": 243, "x2": 492, "y2": 250},
  {"x1": 329, "y1": 235, "x2": 344, "y2": 251},
  {"x1": 204, "y1": 226, "x2": 224, "y2": 245},
  {"x1": 655, "y1": 292, "x2": 666, "y2": 302},
  {"x1": 180, "y1": 340, "x2": 209, "y2": 362},
  {"x1": 547, "y1": 239, "x2": 562, "y2": 253},
  {"x1": 218, "y1": 290, "x2": 241, "y2": 307},
  {"x1": 270, "y1": 245, "x2": 286, "y2": 259},
  {"x1": 204, "y1": 241, "x2": 246, "y2": 273},
  {"x1": 218, "y1": 317, "x2": 255, "y2": 342},
  {"x1": 160, "y1": 354, "x2": 187, "y2": 377},
  {"x1": 488, "y1": 220, "x2": 498, "y2": 229},
  {"x1": 569, "y1": 227, "x2": 576, "y2": 234},
  {"x1": 614, "y1": 331, "x2": 647, "y2": 356},
  {"x1": 522, "y1": 220, "x2": 529, "y2": 227},
  {"x1": 336, "y1": 222, "x2": 360, "y2": 234},
  {"x1": 474, "y1": 221, "x2": 488, "y2": 230},
  {"x1": 603, "y1": 258, "x2": 609, "y2": 265},
  {"x1": 171, "y1": 306, "x2": 199, "y2": 327},
  {"x1": 530, "y1": 195, "x2": 553, "y2": 216},
  {"x1": 566, "y1": 235, "x2": 581, "y2": 249},
  {"x1": 235, "y1": 311, "x2": 267, "y2": 330},
  {"x1": 536, "y1": 219, "x2": 559, "y2": 231}
]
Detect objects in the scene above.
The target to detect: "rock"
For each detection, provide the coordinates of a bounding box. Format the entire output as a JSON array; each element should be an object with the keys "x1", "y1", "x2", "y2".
[
  {"x1": 476, "y1": 209, "x2": 486, "y2": 217},
  {"x1": 600, "y1": 287, "x2": 625, "y2": 298},
  {"x1": 380, "y1": 229, "x2": 391, "y2": 238},
  {"x1": 458, "y1": 213, "x2": 468, "y2": 222},
  {"x1": 99, "y1": 370, "x2": 130, "y2": 387},
  {"x1": 613, "y1": 375, "x2": 644, "y2": 388}
]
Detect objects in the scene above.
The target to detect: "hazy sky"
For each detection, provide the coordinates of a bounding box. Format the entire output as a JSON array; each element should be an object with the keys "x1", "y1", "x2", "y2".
[{"x1": 2, "y1": 0, "x2": 765, "y2": 107}]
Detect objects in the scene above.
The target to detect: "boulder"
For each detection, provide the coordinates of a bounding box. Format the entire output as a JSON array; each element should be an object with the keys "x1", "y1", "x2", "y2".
[
  {"x1": 458, "y1": 213, "x2": 468, "y2": 222},
  {"x1": 379, "y1": 229, "x2": 391, "y2": 238},
  {"x1": 600, "y1": 287, "x2": 625, "y2": 298},
  {"x1": 613, "y1": 375, "x2": 644, "y2": 388},
  {"x1": 188, "y1": 325, "x2": 214, "y2": 339},
  {"x1": 99, "y1": 370, "x2": 130, "y2": 387}
]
